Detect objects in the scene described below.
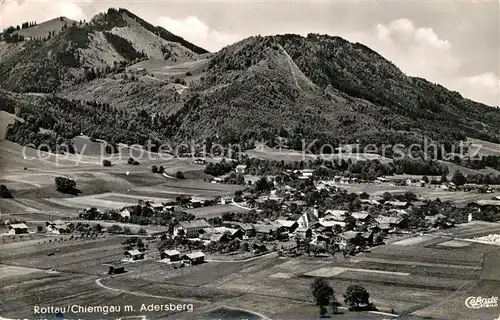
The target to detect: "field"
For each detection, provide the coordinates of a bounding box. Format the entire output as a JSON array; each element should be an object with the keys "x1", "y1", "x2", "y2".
[
  {"x1": 322, "y1": 181, "x2": 499, "y2": 204},
  {"x1": 246, "y1": 144, "x2": 392, "y2": 163},
  {"x1": 467, "y1": 138, "x2": 500, "y2": 157},
  {"x1": 2, "y1": 220, "x2": 500, "y2": 319},
  {"x1": 0, "y1": 139, "x2": 242, "y2": 218}
]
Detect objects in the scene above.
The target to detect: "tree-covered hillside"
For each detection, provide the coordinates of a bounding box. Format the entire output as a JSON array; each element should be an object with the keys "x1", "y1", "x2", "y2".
[{"x1": 161, "y1": 34, "x2": 500, "y2": 153}]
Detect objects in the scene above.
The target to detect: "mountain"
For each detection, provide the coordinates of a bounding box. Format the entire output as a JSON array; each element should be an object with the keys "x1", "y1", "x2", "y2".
[
  {"x1": 0, "y1": 8, "x2": 207, "y2": 93},
  {"x1": 1, "y1": 9, "x2": 499, "y2": 156},
  {"x1": 162, "y1": 34, "x2": 500, "y2": 149}
]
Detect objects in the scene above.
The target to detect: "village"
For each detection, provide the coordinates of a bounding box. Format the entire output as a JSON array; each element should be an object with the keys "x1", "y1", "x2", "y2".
[{"x1": 4, "y1": 161, "x2": 500, "y2": 270}]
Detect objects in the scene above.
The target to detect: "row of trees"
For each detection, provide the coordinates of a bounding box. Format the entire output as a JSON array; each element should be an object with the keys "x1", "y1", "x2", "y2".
[
  {"x1": 204, "y1": 159, "x2": 237, "y2": 176},
  {"x1": 311, "y1": 278, "x2": 374, "y2": 316},
  {"x1": 55, "y1": 177, "x2": 79, "y2": 195}
]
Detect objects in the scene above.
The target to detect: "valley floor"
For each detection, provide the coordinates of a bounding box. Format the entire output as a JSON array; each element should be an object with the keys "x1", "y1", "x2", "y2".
[{"x1": 1, "y1": 222, "x2": 499, "y2": 319}]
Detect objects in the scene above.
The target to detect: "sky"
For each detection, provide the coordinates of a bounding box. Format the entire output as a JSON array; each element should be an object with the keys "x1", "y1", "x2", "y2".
[{"x1": 1, "y1": 0, "x2": 498, "y2": 106}]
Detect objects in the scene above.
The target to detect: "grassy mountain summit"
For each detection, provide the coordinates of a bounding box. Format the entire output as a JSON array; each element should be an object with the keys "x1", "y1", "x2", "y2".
[{"x1": 0, "y1": 8, "x2": 207, "y2": 93}]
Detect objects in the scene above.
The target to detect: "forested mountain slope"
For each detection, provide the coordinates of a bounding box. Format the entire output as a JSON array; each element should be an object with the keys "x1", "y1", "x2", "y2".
[{"x1": 1, "y1": 10, "x2": 499, "y2": 156}]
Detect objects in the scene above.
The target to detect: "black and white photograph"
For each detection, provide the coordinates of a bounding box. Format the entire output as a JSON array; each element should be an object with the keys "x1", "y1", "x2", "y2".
[{"x1": 0, "y1": 0, "x2": 499, "y2": 319}]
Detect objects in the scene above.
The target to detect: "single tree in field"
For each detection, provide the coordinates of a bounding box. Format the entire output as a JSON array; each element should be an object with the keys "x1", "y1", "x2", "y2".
[
  {"x1": 54, "y1": 177, "x2": 78, "y2": 194},
  {"x1": 422, "y1": 175, "x2": 429, "y2": 184},
  {"x1": 344, "y1": 285, "x2": 371, "y2": 310},
  {"x1": 328, "y1": 243, "x2": 337, "y2": 259},
  {"x1": 451, "y1": 170, "x2": 466, "y2": 186},
  {"x1": 151, "y1": 165, "x2": 158, "y2": 173},
  {"x1": 176, "y1": 171, "x2": 185, "y2": 179},
  {"x1": 381, "y1": 192, "x2": 392, "y2": 201},
  {"x1": 0, "y1": 184, "x2": 14, "y2": 198},
  {"x1": 310, "y1": 278, "x2": 334, "y2": 317}
]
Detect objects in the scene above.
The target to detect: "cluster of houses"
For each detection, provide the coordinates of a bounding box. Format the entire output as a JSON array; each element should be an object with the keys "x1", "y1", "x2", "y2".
[
  {"x1": 123, "y1": 248, "x2": 206, "y2": 265},
  {"x1": 79, "y1": 195, "x2": 236, "y2": 222},
  {"x1": 165, "y1": 195, "x2": 457, "y2": 253},
  {"x1": 45, "y1": 220, "x2": 73, "y2": 234},
  {"x1": 5, "y1": 220, "x2": 92, "y2": 235}
]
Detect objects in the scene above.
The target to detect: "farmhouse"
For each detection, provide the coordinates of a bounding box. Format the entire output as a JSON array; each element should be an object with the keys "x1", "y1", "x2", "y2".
[
  {"x1": 120, "y1": 208, "x2": 132, "y2": 218},
  {"x1": 385, "y1": 201, "x2": 411, "y2": 209},
  {"x1": 211, "y1": 177, "x2": 223, "y2": 183},
  {"x1": 351, "y1": 211, "x2": 371, "y2": 223},
  {"x1": 174, "y1": 220, "x2": 210, "y2": 238},
  {"x1": 202, "y1": 227, "x2": 243, "y2": 239},
  {"x1": 228, "y1": 223, "x2": 255, "y2": 238},
  {"x1": 8, "y1": 223, "x2": 29, "y2": 234},
  {"x1": 235, "y1": 164, "x2": 247, "y2": 174},
  {"x1": 253, "y1": 223, "x2": 279, "y2": 236},
  {"x1": 285, "y1": 200, "x2": 308, "y2": 208},
  {"x1": 425, "y1": 214, "x2": 454, "y2": 228},
  {"x1": 375, "y1": 215, "x2": 408, "y2": 230},
  {"x1": 406, "y1": 179, "x2": 426, "y2": 187},
  {"x1": 108, "y1": 265, "x2": 125, "y2": 275},
  {"x1": 295, "y1": 227, "x2": 312, "y2": 239},
  {"x1": 318, "y1": 218, "x2": 346, "y2": 229},
  {"x1": 296, "y1": 210, "x2": 319, "y2": 229},
  {"x1": 201, "y1": 232, "x2": 231, "y2": 243},
  {"x1": 188, "y1": 198, "x2": 204, "y2": 208},
  {"x1": 275, "y1": 220, "x2": 298, "y2": 232},
  {"x1": 299, "y1": 169, "x2": 314, "y2": 179},
  {"x1": 360, "y1": 199, "x2": 381, "y2": 206},
  {"x1": 218, "y1": 195, "x2": 233, "y2": 205},
  {"x1": 161, "y1": 250, "x2": 181, "y2": 261},
  {"x1": 194, "y1": 158, "x2": 206, "y2": 165},
  {"x1": 125, "y1": 250, "x2": 144, "y2": 261},
  {"x1": 333, "y1": 231, "x2": 363, "y2": 249},
  {"x1": 325, "y1": 209, "x2": 348, "y2": 218},
  {"x1": 148, "y1": 202, "x2": 164, "y2": 211},
  {"x1": 340, "y1": 177, "x2": 351, "y2": 184},
  {"x1": 471, "y1": 200, "x2": 500, "y2": 208},
  {"x1": 46, "y1": 220, "x2": 71, "y2": 234},
  {"x1": 183, "y1": 252, "x2": 205, "y2": 265},
  {"x1": 362, "y1": 230, "x2": 375, "y2": 246}
]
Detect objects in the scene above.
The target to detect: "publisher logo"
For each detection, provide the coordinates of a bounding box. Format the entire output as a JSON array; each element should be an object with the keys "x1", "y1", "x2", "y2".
[{"x1": 465, "y1": 296, "x2": 499, "y2": 309}]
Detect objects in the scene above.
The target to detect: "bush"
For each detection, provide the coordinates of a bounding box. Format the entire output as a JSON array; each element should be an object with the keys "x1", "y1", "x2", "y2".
[
  {"x1": 158, "y1": 166, "x2": 165, "y2": 174},
  {"x1": 0, "y1": 185, "x2": 14, "y2": 198},
  {"x1": 176, "y1": 171, "x2": 185, "y2": 179},
  {"x1": 344, "y1": 285, "x2": 372, "y2": 311},
  {"x1": 102, "y1": 159, "x2": 112, "y2": 167},
  {"x1": 151, "y1": 165, "x2": 158, "y2": 173},
  {"x1": 127, "y1": 157, "x2": 140, "y2": 165},
  {"x1": 55, "y1": 177, "x2": 78, "y2": 194},
  {"x1": 108, "y1": 224, "x2": 123, "y2": 234}
]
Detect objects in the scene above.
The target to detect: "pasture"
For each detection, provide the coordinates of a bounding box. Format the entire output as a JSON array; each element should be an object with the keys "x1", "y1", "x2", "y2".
[
  {"x1": 328, "y1": 181, "x2": 498, "y2": 204},
  {"x1": 2, "y1": 219, "x2": 500, "y2": 319},
  {"x1": 245, "y1": 144, "x2": 392, "y2": 163}
]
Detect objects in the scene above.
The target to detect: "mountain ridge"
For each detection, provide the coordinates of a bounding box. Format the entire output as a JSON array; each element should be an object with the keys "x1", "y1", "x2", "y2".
[{"x1": 1, "y1": 9, "x2": 499, "y2": 156}]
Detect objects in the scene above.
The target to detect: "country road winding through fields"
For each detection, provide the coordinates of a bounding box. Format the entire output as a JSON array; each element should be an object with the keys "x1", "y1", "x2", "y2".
[
  {"x1": 94, "y1": 278, "x2": 273, "y2": 320},
  {"x1": 95, "y1": 278, "x2": 205, "y2": 304}
]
